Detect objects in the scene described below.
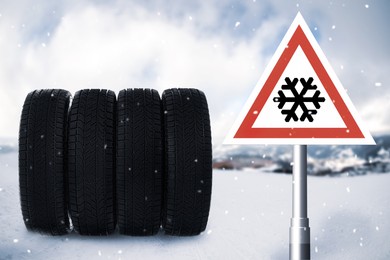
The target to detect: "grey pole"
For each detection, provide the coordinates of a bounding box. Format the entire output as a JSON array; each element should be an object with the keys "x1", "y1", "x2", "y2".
[{"x1": 289, "y1": 145, "x2": 310, "y2": 260}]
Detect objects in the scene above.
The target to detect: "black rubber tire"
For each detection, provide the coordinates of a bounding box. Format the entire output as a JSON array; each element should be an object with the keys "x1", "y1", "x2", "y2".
[
  {"x1": 116, "y1": 89, "x2": 163, "y2": 235},
  {"x1": 68, "y1": 89, "x2": 116, "y2": 235},
  {"x1": 19, "y1": 89, "x2": 71, "y2": 235},
  {"x1": 162, "y1": 88, "x2": 213, "y2": 236}
]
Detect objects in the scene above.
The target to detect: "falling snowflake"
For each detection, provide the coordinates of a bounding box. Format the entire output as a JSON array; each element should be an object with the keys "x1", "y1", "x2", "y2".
[{"x1": 273, "y1": 77, "x2": 325, "y2": 122}]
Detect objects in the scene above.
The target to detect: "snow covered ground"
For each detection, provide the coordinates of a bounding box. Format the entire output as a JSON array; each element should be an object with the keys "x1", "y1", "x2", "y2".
[{"x1": 1, "y1": 150, "x2": 389, "y2": 259}]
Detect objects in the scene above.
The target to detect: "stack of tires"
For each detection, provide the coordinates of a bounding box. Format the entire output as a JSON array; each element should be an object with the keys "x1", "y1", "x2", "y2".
[{"x1": 19, "y1": 88, "x2": 212, "y2": 236}]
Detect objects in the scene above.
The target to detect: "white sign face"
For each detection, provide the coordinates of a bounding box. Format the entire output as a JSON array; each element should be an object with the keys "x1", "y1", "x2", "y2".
[
  {"x1": 253, "y1": 46, "x2": 346, "y2": 129},
  {"x1": 224, "y1": 12, "x2": 375, "y2": 145}
]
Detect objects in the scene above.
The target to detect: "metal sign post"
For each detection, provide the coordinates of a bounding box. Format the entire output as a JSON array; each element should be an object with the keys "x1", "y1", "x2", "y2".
[{"x1": 290, "y1": 145, "x2": 310, "y2": 260}]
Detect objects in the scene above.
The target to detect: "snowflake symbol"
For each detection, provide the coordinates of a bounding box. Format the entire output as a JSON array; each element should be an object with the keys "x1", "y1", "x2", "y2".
[{"x1": 273, "y1": 77, "x2": 325, "y2": 122}]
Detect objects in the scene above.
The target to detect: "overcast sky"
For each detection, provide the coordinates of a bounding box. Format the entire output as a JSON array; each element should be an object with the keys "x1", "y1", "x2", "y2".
[{"x1": 0, "y1": 0, "x2": 389, "y2": 145}]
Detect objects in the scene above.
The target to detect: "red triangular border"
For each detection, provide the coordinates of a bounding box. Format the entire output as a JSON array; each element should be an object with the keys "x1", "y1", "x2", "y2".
[{"x1": 234, "y1": 26, "x2": 364, "y2": 139}]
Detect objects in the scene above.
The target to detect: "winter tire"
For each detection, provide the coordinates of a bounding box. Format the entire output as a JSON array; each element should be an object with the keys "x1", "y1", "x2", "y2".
[
  {"x1": 162, "y1": 88, "x2": 212, "y2": 236},
  {"x1": 68, "y1": 89, "x2": 116, "y2": 235},
  {"x1": 19, "y1": 89, "x2": 71, "y2": 235},
  {"x1": 116, "y1": 89, "x2": 163, "y2": 235}
]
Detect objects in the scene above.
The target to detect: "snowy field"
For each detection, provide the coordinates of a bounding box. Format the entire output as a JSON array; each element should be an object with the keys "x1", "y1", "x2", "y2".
[{"x1": 1, "y1": 151, "x2": 389, "y2": 260}]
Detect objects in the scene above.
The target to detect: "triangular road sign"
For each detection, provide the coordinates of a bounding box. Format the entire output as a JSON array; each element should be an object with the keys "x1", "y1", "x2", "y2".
[{"x1": 225, "y1": 12, "x2": 375, "y2": 145}]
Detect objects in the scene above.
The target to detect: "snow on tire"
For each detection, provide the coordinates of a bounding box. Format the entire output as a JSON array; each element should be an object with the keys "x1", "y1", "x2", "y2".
[
  {"x1": 68, "y1": 89, "x2": 116, "y2": 235},
  {"x1": 19, "y1": 89, "x2": 71, "y2": 235},
  {"x1": 116, "y1": 89, "x2": 163, "y2": 236},
  {"x1": 162, "y1": 88, "x2": 212, "y2": 236}
]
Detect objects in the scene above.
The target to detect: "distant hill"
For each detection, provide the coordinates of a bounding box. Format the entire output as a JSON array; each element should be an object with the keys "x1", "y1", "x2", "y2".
[
  {"x1": 0, "y1": 137, "x2": 17, "y2": 154},
  {"x1": 213, "y1": 135, "x2": 390, "y2": 176}
]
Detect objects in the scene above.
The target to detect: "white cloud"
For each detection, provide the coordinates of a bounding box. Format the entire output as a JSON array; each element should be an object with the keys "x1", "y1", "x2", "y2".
[{"x1": 360, "y1": 96, "x2": 390, "y2": 134}]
